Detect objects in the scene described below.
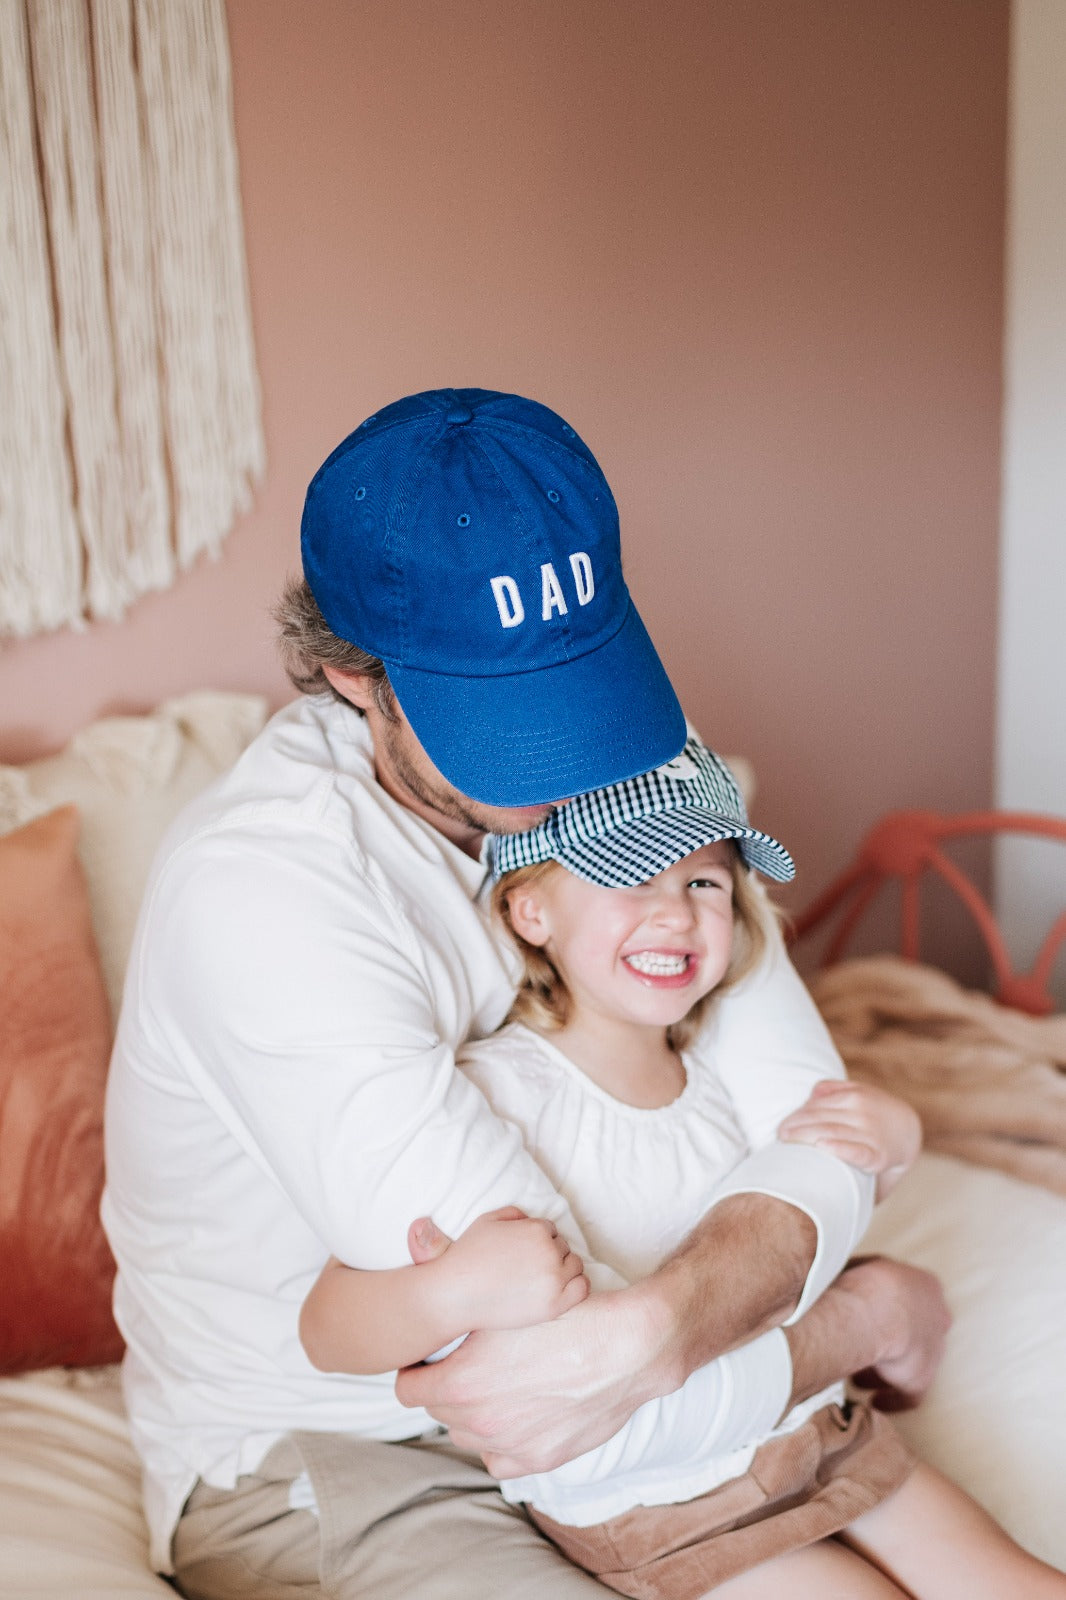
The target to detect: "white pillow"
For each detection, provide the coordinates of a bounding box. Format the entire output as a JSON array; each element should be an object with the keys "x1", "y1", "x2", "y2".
[
  {"x1": 862, "y1": 1151, "x2": 1066, "y2": 1569},
  {"x1": 0, "y1": 691, "x2": 269, "y2": 1017}
]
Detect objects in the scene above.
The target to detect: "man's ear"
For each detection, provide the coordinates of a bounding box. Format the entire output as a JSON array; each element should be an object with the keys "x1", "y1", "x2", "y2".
[
  {"x1": 322, "y1": 664, "x2": 376, "y2": 711},
  {"x1": 505, "y1": 884, "x2": 552, "y2": 948}
]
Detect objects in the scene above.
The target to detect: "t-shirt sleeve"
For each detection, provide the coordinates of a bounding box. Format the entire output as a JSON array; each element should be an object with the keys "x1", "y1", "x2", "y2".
[
  {"x1": 688, "y1": 903, "x2": 874, "y2": 1319},
  {"x1": 136, "y1": 825, "x2": 585, "y2": 1269}
]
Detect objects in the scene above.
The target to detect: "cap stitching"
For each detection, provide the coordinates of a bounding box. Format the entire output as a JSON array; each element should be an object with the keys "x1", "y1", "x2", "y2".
[{"x1": 383, "y1": 417, "x2": 447, "y2": 662}]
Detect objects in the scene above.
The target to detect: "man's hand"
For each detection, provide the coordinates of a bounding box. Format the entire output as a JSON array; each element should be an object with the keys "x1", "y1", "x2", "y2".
[
  {"x1": 844, "y1": 1255, "x2": 952, "y2": 1409},
  {"x1": 785, "y1": 1254, "x2": 951, "y2": 1416},
  {"x1": 397, "y1": 1190, "x2": 819, "y2": 1478},
  {"x1": 395, "y1": 1286, "x2": 664, "y2": 1478}
]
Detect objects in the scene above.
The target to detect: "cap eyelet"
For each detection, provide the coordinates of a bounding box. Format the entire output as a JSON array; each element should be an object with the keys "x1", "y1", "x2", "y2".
[
  {"x1": 546, "y1": 488, "x2": 560, "y2": 503},
  {"x1": 457, "y1": 513, "x2": 471, "y2": 527},
  {"x1": 561, "y1": 424, "x2": 575, "y2": 437},
  {"x1": 354, "y1": 486, "x2": 367, "y2": 501}
]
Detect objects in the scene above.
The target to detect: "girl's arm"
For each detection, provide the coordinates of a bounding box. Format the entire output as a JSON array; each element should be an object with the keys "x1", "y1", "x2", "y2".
[
  {"x1": 778, "y1": 1079, "x2": 922, "y2": 1201},
  {"x1": 299, "y1": 1206, "x2": 588, "y2": 1374}
]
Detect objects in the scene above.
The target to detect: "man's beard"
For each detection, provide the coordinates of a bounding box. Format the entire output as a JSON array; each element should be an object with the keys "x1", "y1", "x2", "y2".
[{"x1": 375, "y1": 717, "x2": 519, "y2": 836}]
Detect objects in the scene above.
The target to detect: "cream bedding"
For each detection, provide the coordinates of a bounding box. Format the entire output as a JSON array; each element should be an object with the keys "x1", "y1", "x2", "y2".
[
  {"x1": 863, "y1": 1153, "x2": 1066, "y2": 1569},
  {"x1": 0, "y1": 1367, "x2": 170, "y2": 1597},
  {"x1": 1, "y1": 1150, "x2": 1064, "y2": 1593}
]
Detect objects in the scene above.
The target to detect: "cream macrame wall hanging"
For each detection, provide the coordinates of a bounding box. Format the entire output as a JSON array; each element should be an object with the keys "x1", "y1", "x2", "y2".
[{"x1": 0, "y1": 0, "x2": 265, "y2": 637}]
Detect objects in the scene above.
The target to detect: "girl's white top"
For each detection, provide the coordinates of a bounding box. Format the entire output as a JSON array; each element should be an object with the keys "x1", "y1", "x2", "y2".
[{"x1": 461, "y1": 1024, "x2": 844, "y2": 1526}]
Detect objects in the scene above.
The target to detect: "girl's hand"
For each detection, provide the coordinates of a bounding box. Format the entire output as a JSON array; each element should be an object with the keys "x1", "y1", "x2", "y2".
[
  {"x1": 777, "y1": 1080, "x2": 922, "y2": 1200},
  {"x1": 407, "y1": 1207, "x2": 589, "y2": 1332}
]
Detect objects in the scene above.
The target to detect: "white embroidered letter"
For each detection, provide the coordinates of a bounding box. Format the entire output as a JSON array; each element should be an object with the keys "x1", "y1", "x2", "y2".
[
  {"x1": 541, "y1": 562, "x2": 568, "y2": 619},
  {"x1": 569, "y1": 551, "x2": 595, "y2": 606},
  {"x1": 490, "y1": 575, "x2": 525, "y2": 628}
]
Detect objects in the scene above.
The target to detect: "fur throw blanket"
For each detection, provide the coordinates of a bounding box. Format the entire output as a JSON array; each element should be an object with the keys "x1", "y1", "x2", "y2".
[{"x1": 808, "y1": 956, "x2": 1066, "y2": 1197}]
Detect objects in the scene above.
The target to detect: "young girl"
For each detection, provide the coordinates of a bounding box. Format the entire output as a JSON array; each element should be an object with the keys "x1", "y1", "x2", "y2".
[{"x1": 301, "y1": 737, "x2": 1066, "y2": 1598}]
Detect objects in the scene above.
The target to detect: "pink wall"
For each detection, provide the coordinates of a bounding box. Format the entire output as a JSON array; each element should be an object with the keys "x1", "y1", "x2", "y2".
[{"x1": 0, "y1": 1, "x2": 1007, "y2": 962}]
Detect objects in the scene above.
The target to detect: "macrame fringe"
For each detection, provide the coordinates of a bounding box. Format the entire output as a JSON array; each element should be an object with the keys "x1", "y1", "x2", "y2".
[
  {"x1": 0, "y1": 0, "x2": 83, "y2": 636},
  {"x1": 0, "y1": 0, "x2": 264, "y2": 638}
]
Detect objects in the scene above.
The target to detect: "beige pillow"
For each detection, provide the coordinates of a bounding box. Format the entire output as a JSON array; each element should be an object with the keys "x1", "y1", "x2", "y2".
[{"x1": 0, "y1": 691, "x2": 269, "y2": 1017}]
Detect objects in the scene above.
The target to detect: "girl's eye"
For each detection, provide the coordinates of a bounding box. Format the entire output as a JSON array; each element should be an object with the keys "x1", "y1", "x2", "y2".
[{"x1": 689, "y1": 876, "x2": 730, "y2": 892}]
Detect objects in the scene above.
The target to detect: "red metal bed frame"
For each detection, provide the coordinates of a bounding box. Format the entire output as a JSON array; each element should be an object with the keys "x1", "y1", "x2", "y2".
[{"x1": 789, "y1": 810, "x2": 1066, "y2": 1016}]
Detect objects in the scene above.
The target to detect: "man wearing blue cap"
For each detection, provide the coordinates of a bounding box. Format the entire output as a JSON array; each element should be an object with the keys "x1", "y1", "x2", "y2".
[{"x1": 104, "y1": 390, "x2": 947, "y2": 1599}]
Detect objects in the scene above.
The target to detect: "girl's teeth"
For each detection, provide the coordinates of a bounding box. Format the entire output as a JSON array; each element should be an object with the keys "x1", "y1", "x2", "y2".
[{"x1": 625, "y1": 953, "x2": 688, "y2": 976}]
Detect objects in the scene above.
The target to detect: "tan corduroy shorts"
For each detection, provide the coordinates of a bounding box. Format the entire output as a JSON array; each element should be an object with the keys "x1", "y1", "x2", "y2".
[
  {"x1": 528, "y1": 1400, "x2": 917, "y2": 1600},
  {"x1": 171, "y1": 1429, "x2": 609, "y2": 1600}
]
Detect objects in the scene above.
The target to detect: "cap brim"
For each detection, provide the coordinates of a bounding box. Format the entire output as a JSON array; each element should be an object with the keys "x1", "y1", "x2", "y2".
[
  {"x1": 386, "y1": 601, "x2": 687, "y2": 807},
  {"x1": 552, "y1": 807, "x2": 796, "y2": 885}
]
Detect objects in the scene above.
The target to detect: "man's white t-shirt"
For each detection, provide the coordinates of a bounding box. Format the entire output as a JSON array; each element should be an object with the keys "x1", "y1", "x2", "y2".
[{"x1": 102, "y1": 695, "x2": 871, "y2": 1570}]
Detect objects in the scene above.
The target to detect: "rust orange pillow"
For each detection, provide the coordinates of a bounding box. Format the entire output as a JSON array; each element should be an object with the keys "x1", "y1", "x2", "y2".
[{"x1": 0, "y1": 806, "x2": 124, "y2": 1371}]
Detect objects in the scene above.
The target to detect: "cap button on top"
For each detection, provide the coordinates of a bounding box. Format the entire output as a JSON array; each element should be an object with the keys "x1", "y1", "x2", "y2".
[{"x1": 444, "y1": 404, "x2": 474, "y2": 426}]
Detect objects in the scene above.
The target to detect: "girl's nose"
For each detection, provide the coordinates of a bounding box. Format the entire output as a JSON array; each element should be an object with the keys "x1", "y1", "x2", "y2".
[{"x1": 649, "y1": 886, "x2": 697, "y2": 929}]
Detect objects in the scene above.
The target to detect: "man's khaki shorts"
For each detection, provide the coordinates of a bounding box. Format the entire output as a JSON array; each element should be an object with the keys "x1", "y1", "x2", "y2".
[
  {"x1": 528, "y1": 1400, "x2": 917, "y2": 1600},
  {"x1": 171, "y1": 1429, "x2": 608, "y2": 1600}
]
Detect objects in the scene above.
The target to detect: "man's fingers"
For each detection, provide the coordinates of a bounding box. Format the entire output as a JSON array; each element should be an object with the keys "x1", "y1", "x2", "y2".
[
  {"x1": 872, "y1": 1389, "x2": 917, "y2": 1413},
  {"x1": 851, "y1": 1370, "x2": 920, "y2": 1413},
  {"x1": 395, "y1": 1353, "x2": 466, "y2": 1410},
  {"x1": 448, "y1": 1426, "x2": 485, "y2": 1455}
]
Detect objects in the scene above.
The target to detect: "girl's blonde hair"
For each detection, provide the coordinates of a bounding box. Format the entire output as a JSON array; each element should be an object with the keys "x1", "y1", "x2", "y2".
[{"x1": 491, "y1": 844, "x2": 779, "y2": 1053}]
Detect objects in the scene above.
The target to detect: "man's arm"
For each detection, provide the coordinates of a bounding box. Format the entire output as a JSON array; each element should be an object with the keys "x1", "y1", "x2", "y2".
[
  {"x1": 398, "y1": 1237, "x2": 950, "y2": 1484},
  {"x1": 649, "y1": 1190, "x2": 816, "y2": 1374},
  {"x1": 396, "y1": 1190, "x2": 815, "y2": 1475}
]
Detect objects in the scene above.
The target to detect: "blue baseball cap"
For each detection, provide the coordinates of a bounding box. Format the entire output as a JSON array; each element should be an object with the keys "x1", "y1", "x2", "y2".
[
  {"x1": 489, "y1": 733, "x2": 795, "y2": 886},
  {"x1": 301, "y1": 388, "x2": 686, "y2": 806}
]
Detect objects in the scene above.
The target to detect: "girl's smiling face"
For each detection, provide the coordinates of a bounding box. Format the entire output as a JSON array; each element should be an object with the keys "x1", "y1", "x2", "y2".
[{"x1": 507, "y1": 841, "x2": 738, "y2": 1034}]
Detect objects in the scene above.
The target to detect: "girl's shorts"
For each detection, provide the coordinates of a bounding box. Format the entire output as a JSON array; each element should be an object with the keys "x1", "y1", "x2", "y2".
[{"x1": 526, "y1": 1397, "x2": 916, "y2": 1599}]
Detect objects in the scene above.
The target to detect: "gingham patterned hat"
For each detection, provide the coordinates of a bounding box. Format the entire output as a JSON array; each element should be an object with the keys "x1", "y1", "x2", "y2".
[{"x1": 489, "y1": 733, "x2": 795, "y2": 887}]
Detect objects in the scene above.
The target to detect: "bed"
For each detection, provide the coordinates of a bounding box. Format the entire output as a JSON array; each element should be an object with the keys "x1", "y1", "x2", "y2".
[{"x1": 1, "y1": 699, "x2": 1063, "y2": 1593}]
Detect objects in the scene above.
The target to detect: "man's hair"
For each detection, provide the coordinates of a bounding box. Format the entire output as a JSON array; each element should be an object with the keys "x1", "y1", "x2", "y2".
[
  {"x1": 273, "y1": 575, "x2": 397, "y2": 718},
  {"x1": 491, "y1": 846, "x2": 778, "y2": 1052}
]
